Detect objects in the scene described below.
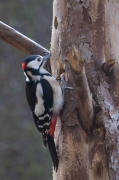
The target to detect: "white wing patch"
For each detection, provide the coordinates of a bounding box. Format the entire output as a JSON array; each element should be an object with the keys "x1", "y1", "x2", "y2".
[
  {"x1": 38, "y1": 125, "x2": 43, "y2": 128},
  {"x1": 49, "y1": 108, "x2": 52, "y2": 112},
  {"x1": 43, "y1": 122, "x2": 50, "y2": 126},
  {"x1": 38, "y1": 114, "x2": 50, "y2": 120},
  {"x1": 34, "y1": 83, "x2": 45, "y2": 116}
]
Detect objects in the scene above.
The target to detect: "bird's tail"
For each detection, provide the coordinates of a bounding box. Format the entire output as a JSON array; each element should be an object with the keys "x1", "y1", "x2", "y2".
[
  {"x1": 47, "y1": 134, "x2": 59, "y2": 172},
  {"x1": 42, "y1": 133, "x2": 48, "y2": 147}
]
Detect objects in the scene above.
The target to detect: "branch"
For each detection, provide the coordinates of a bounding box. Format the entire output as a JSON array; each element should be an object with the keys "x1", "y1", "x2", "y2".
[
  {"x1": 68, "y1": 46, "x2": 94, "y2": 131},
  {"x1": 0, "y1": 21, "x2": 50, "y2": 55},
  {"x1": 0, "y1": 21, "x2": 51, "y2": 71}
]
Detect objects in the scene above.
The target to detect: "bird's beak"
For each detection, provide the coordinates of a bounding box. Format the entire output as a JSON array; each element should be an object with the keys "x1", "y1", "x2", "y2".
[
  {"x1": 43, "y1": 54, "x2": 51, "y2": 62},
  {"x1": 22, "y1": 62, "x2": 27, "y2": 70}
]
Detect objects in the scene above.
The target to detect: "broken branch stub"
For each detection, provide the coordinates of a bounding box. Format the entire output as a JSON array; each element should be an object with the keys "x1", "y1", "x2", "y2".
[
  {"x1": 68, "y1": 46, "x2": 94, "y2": 131},
  {"x1": 102, "y1": 59, "x2": 116, "y2": 75},
  {"x1": 68, "y1": 46, "x2": 84, "y2": 72}
]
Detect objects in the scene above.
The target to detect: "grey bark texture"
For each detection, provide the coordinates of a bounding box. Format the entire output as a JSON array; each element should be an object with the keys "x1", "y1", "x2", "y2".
[{"x1": 50, "y1": 0, "x2": 119, "y2": 180}]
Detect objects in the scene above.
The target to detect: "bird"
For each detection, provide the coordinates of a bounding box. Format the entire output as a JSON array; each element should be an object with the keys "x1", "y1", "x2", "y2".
[{"x1": 22, "y1": 54, "x2": 63, "y2": 171}]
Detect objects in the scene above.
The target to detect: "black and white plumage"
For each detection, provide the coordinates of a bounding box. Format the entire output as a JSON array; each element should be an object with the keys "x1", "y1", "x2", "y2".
[{"x1": 22, "y1": 54, "x2": 63, "y2": 171}]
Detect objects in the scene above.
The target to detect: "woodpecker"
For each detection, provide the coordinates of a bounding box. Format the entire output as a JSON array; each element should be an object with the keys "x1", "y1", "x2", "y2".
[{"x1": 22, "y1": 54, "x2": 63, "y2": 171}]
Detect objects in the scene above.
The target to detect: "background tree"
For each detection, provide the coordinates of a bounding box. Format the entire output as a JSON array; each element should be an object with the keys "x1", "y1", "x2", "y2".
[
  {"x1": 0, "y1": 1, "x2": 52, "y2": 180},
  {"x1": 0, "y1": 0, "x2": 119, "y2": 180}
]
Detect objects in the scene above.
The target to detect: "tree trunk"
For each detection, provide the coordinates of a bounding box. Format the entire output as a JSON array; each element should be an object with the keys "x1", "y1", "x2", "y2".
[{"x1": 50, "y1": 0, "x2": 119, "y2": 180}]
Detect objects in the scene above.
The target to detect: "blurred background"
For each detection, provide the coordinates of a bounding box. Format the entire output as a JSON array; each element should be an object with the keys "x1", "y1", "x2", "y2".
[{"x1": 0, "y1": 1, "x2": 53, "y2": 179}]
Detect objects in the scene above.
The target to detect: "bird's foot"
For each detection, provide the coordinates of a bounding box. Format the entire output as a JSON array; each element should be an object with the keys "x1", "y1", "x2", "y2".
[{"x1": 56, "y1": 73, "x2": 74, "y2": 102}]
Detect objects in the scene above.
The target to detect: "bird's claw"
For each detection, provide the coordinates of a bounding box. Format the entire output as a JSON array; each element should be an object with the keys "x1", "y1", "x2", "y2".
[{"x1": 56, "y1": 73, "x2": 74, "y2": 102}]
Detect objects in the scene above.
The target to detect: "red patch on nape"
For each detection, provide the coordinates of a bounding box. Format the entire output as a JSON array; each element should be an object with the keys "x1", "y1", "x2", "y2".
[
  {"x1": 48, "y1": 118, "x2": 57, "y2": 138},
  {"x1": 22, "y1": 63, "x2": 27, "y2": 70}
]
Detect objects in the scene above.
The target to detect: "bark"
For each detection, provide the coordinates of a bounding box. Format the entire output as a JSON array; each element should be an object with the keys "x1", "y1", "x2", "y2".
[
  {"x1": 68, "y1": 46, "x2": 94, "y2": 130},
  {"x1": 51, "y1": 0, "x2": 119, "y2": 180}
]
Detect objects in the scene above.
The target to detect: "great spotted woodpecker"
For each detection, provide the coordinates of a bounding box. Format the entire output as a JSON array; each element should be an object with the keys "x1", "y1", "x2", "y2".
[{"x1": 22, "y1": 54, "x2": 63, "y2": 171}]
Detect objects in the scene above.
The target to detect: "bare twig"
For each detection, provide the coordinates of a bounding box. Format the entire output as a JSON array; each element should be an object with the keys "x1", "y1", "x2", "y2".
[{"x1": 68, "y1": 46, "x2": 94, "y2": 131}]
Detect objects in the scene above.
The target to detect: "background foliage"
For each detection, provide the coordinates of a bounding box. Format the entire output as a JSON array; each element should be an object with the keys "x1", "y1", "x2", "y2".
[{"x1": 0, "y1": 1, "x2": 52, "y2": 179}]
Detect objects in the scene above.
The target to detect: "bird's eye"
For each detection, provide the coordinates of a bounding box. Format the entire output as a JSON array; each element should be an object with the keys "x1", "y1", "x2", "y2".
[{"x1": 37, "y1": 58, "x2": 41, "y2": 62}]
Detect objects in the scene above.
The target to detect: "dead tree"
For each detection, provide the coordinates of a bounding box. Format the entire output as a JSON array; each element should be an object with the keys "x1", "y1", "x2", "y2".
[{"x1": 0, "y1": 0, "x2": 119, "y2": 179}]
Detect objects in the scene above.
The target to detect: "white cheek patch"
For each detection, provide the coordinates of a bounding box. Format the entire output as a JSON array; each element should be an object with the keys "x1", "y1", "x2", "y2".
[
  {"x1": 27, "y1": 59, "x2": 40, "y2": 69},
  {"x1": 34, "y1": 83, "x2": 45, "y2": 116}
]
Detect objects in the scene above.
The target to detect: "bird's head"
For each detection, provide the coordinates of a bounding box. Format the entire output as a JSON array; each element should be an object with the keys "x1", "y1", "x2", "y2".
[{"x1": 22, "y1": 54, "x2": 51, "y2": 81}]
